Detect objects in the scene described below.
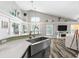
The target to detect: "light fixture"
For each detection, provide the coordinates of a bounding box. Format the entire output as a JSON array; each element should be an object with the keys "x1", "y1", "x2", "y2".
[{"x1": 30, "y1": 1, "x2": 36, "y2": 10}]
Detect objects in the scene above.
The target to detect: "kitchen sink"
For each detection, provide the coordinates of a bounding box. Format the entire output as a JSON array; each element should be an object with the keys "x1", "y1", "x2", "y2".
[
  {"x1": 26, "y1": 37, "x2": 50, "y2": 57},
  {"x1": 27, "y1": 37, "x2": 48, "y2": 43}
]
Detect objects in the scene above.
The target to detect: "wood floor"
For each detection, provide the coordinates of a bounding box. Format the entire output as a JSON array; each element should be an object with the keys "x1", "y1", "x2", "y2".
[{"x1": 50, "y1": 38, "x2": 78, "y2": 58}]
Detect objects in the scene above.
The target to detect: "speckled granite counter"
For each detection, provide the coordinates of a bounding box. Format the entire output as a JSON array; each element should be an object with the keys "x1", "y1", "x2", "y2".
[
  {"x1": 0, "y1": 39, "x2": 31, "y2": 58},
  {"x1": 0, "y1": 34, "x2": 45, "y2": 58}
]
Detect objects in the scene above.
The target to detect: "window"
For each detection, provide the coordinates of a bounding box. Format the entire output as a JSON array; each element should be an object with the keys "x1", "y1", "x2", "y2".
[
  {"x1": 1, "y1": 21, "x2": 8, "y2": 28},
  {"x1": 22, "y1": 25, "x2": 27, "y2": 33},
  {"x1": 31, "y1": 17, "x2": 40, "y2": 23},
  {"x1": 31, "y1": 17, "x2": 40, "y2": 34},
  {"x1": 71, "y1": 24, "x2": 79, "y2": 34},
  {"x1": 46, "y1": 25, "x2": 53, "y2": 35},
  {"x1": 12, "y1": 23, "x2": 19, "y2": 34}
]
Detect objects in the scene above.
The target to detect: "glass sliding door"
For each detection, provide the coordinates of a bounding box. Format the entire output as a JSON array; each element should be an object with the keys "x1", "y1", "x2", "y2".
[
  {"x1": 22, "y1": 25, "x2": 27, "y2": 33},
  {"x1": 12, "y1": 23, "x2": 19, "y2": 34},
  {"x1": 46, "y1": 25, "x2": 53, "y2": 35},
  {"x1": 31, "y1": 17, "x2": 40, "y2": 34}
]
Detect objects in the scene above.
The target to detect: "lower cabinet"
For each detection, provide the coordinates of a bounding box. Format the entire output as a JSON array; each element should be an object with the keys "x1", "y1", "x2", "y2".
[{"x1": 23, "y1": 46, "x2": 50, "y2": 58}]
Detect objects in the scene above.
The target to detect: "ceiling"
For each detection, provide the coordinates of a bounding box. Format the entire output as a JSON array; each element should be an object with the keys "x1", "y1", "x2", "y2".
[{"x1": 16, "y1": 1, "x2": 79, "y2": 19}]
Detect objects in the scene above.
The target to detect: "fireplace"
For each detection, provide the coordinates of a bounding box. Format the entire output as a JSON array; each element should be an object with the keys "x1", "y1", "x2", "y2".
[{"x1": 61, "y1": 34, "x2": 66, "y2": 37}]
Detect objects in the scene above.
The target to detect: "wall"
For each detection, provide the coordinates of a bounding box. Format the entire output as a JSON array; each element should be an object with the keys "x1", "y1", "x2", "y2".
[
  {"x1": 0, "y1": 10, "x2": 28, "y2": 40},
  {"x1": 0, "y1": 14, "x2": 10, "y2": 40},
  {"x1": 23, "y1": 10, "x2": 56, "y2": 36},
  {"x1": 23, "y1": 10, "x2": 72, "y2": 37}
]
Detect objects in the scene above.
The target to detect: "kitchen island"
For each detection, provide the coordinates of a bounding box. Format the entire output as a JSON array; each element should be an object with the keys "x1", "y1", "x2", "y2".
[
  {"x1": 0, "y1": 39, "x2": 31, "y2": 58},
  {"x1": 0, "y1": 34, "x2": 46, "y2": 58}
]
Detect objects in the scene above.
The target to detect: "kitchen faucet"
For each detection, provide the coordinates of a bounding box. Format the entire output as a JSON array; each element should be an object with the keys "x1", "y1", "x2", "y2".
[{"x1": 29, "y1": 31, "x2": 32, "y2": 39}]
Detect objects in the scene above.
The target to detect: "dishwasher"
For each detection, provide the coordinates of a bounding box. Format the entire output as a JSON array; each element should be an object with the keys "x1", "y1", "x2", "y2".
[{"x1": 24, "y1": 37, "x2": 50, "y2": 58}]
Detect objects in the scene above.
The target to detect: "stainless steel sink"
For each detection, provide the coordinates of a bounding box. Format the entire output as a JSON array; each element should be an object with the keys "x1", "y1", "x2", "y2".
[
  {"x1": 26, "y1": 37, "x2": 50, "y2": 57},
  {"x1": 27, "y1": 37, "x2": 48, "y2": 43}
]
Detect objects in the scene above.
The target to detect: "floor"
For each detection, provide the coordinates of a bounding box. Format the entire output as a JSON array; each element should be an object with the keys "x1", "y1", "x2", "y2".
[{"x1": 50, "y1": 38, "x2": 79, "y2": 58}]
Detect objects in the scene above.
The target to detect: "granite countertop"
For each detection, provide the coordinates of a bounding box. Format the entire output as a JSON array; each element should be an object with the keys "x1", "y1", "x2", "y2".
[
  {"x1": 0, "y1": 39, "x2": 31, "y2": 58},
  {"x1": 0, "y1": 34, "x2": 43, "y2": 58}
]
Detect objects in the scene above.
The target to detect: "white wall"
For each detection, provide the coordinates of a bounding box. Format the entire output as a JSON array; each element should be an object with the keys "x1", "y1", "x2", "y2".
[
  {"x1": 23, "y1": 10, "x2": 72, "y2": 37},
  {"x1": 0, "y1": 10, "x2": 27, "y2": 40},
  {"x1": 0, "y1": 15, "x2": 10, "y2": 40},
  {"x1": 24, "y1": 10, "x2": 56, "y2": 36}
]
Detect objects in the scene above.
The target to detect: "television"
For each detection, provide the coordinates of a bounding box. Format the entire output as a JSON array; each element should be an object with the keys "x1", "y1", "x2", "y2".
[{"x1": 58, "y1": 25, "x2": 67, "y2": 31}]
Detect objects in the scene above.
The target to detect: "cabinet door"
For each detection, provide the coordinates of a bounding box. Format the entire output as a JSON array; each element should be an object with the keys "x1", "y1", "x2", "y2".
[
  {"x1": 23, "y1": 51, "x2": 29, "y2": 58},
  {"x1": 23, "y1": 47, "x2": 30, "y2": 58}
]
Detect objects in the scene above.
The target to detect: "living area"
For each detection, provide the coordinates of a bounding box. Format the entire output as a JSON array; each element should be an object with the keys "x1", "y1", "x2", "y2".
[{"x1": 0, "y1": 1, "x2": 79, "y2": 58}]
